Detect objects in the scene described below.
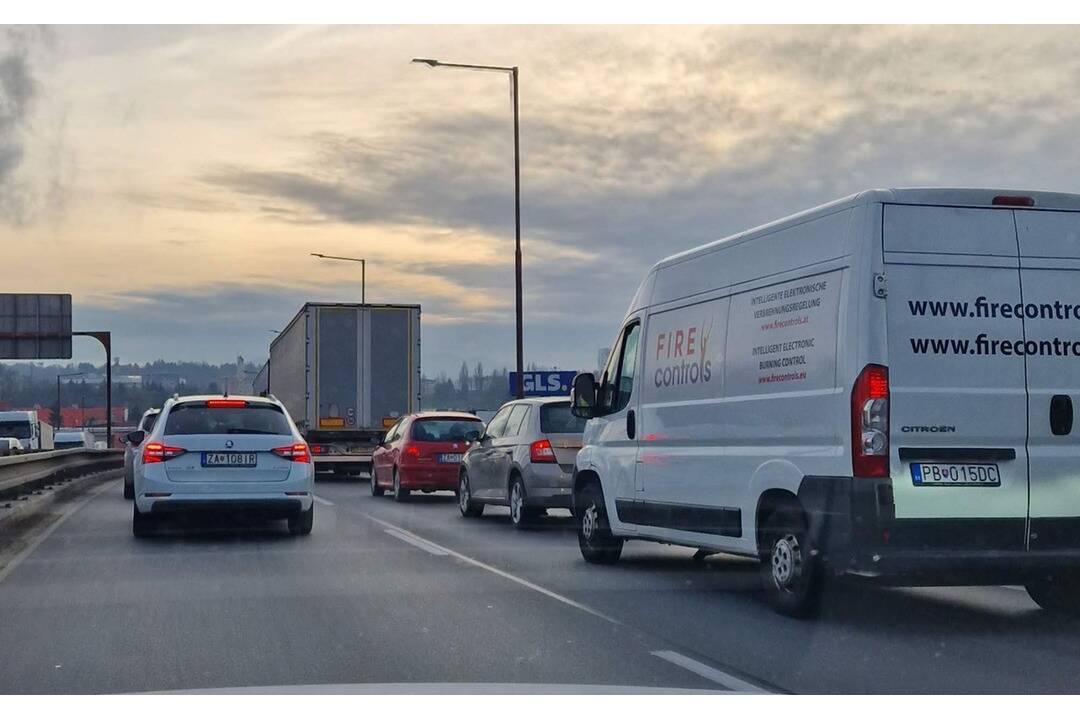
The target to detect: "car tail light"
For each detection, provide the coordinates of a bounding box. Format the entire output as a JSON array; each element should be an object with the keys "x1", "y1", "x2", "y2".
[
  {"x1": 206, "y1": 399, "x2": 247, "y2": 408},
  {"x1": 992, "y1": 195, "x2": 1035, "y2": 207},
  {"x1": 272, "y1": 443, "x2": 311, "y2": 463},
  {"x1": 530, "y1": 439, "x2": 557, "y2": 464},
  {"x1": 310, "y1": 444, "x2": 325, "y2": 455},
  {"x1": 851, "y1": 364, "x2": 889, "y2": 478},
  {"x1": 142, "y1": 442, "x2": 186, "y2": 464},
  {"x1": 403, "y1": 444, "x2": 421, "y2": 458}
]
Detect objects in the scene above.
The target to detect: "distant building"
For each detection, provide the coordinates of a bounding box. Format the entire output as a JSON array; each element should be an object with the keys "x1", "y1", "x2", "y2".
[{"x1": 60, "y1": 373, "x2": 143, "y2": 387}]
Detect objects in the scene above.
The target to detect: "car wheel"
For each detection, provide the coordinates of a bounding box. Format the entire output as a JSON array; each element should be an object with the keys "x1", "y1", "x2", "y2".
[
  {"x1": 123, "y1": 479, "x2": 134, "y2": 500},
  {"x1": 458, "y1": 471, "x2": 484, "y2": 518},
  {"x1": 576, "y1": 481, "x2": 622, "y2": 564},
  {"x1": 370, "y1": 469, "x2": 385, "y2": 497},
  {"x1": 511, "y1": 479, "x2": 533, "y2": 528},
  {"x1": 1026, "y1": 571, "x2": 1080, "y2": 615},
  {"x1": 132, "y1": 503, "x2": 155, "y2": 538},
  {"x1": 759, "y1": 507, "x2": 822, "y2": 618},
  {"x1": 392, "y1": 468, "x2": 409, "y2": 502},
  {"x1": 289, "y1": 505, "x2": 314, "y2": 535}
]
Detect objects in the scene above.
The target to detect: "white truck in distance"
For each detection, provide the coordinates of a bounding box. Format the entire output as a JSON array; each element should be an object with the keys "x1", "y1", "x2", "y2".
[
  {"x1": 0, "y1": 410, "x2": 54, "y2": 452},
  {"x1": 263, "y1": 303, "x2": 421, "y2": 479}
]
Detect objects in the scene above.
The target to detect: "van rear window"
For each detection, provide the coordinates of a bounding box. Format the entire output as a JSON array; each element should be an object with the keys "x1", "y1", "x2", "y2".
[
  {"x1": 164, "y1": 404, "x2": 291, "y2": 436},
  {"x1": 539, "y1": 403, "x2": 586, "y2": 434}
]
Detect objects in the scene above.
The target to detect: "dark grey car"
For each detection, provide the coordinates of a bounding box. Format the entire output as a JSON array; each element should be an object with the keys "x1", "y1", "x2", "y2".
[
  {"x1": 458, "y1": 397, "x2": 585, "y2": 529},
  {"x1": 122, "y1": 407, "x2": 159, "y2": 500}
]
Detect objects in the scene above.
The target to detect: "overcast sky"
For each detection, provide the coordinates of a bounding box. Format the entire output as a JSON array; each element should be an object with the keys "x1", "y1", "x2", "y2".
[{"x1": 3, "y1": 25, "x2": 1080, "y2": 375}]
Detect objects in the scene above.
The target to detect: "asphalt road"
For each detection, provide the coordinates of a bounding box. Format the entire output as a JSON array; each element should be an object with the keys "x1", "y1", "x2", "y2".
[{"x1": 2, "y1": 475, "x2": 1080, "y2": 693}]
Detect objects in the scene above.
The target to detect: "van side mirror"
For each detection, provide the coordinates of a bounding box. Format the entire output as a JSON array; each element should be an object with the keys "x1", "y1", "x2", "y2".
[
  {"x1": 463, "y1": 429, "x2": 481, "y2": 443},
  {"x1": 571, "y1": 372, "x2": 598, "y2": 419},
  {"x1": 125, "y1": 430, "x2": 145, "y2": 446}
]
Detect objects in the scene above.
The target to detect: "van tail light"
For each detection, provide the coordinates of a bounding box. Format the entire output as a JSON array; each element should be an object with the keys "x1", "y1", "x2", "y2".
[
  {"x1": 530, "y1": 438, "x2": 557, "y2": 464},
  {"x1": 143, "y1": 442, "x2": 186, "y2": 464},
  {"x1": 272, "y1": 443, "x2": 311, "y2": 463},
  {"x1": 851, "y1": 364, "x2": 889, "y2": 478}
]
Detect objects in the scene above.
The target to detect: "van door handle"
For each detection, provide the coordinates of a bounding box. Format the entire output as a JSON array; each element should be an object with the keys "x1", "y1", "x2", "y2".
[
  {"x1": 1051, "y1": 394, "x2": 1073, "y2": 436},
  {"x1": 626, "y1": 409, "x2": 636, "y2": 440}
]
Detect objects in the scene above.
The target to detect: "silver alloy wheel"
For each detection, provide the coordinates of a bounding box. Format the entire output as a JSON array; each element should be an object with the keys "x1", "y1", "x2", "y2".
[
  {"x1": 459, "y1": 476, "x2": 470, "y2": 512},
  {"x1": 510, "y1": 482, "x2": 523, "y2": 524},
  {"x1": 771, "y1": 533, "x2": 802, "y2": 590},
  {"x1": 582, "y1": 502, "x2": 598, "y2": 542}
]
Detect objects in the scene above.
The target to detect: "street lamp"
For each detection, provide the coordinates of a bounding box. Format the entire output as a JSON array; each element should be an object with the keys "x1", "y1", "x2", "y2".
[
  {"x1": 411, "y1": 57, "x2": 525, "y2": 400},
  {"x1": 311, "y1": 253, "x2": 366, "y2": 304}
]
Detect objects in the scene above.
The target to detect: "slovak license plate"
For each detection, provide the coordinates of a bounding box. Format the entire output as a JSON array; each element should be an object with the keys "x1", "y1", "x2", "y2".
[
  {"x1": 438, "y1": 453, "x2": 463, "y2": 464},
  {"x1": 910, "y1": 463, "x2": 1000, "y2": 486},
  {"x1": 202, "y1": 452, "x2": 257, "y2": 468}
]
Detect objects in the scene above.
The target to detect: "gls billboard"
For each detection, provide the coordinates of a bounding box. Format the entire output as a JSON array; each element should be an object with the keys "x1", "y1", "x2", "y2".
[{"x1": 509, "y1": 370, "x2": 577, "y2": 397}]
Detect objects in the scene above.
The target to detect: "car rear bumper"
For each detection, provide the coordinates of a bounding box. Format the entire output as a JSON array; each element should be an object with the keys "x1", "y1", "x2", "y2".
[
  {"x1": 523, "y1": 464, "x2": 573, "y2": 508},
  {"x1": 138, "y1": 493, "x2": 313, "y2": 515},
  {"x1": 398, "y1": 465, "x2": 459, "y2": 490},
  {"x1": 800, "y1": 475, "x2": 1080, "y2": 585}
]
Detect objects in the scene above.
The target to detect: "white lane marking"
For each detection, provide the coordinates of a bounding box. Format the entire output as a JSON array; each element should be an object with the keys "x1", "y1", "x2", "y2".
[
  {"x1": 312, "y1": 495, "x2": 334, "y2": 507},
  {"x1": 359, "y1": 511, "x2": 622, "y2": 625},
  {"x1": 0, "y1": 480, "x2": 113, "y2": 587},
  {"x1": 650, "y1": 650, "x2": 768, "y2": 694},
  {"x1": 384, "y1": 528, "x2": 448, "y2": 556}
]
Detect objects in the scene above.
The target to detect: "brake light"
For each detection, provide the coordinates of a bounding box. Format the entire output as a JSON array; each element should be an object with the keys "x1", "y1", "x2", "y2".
[
  {"x1": 530, "y1": 438, "x2": 557, "y2": 464},
  {"x1": 403, "y1": 445, "x2": 420, "y2": 458},
  {"x1": 206, "y1": 399, "x2": 247, "y2": 408},
  {"x1": 992, "y1": 195, "x2": 1035, "y2": 207},
  {"x1": 142, "y1": 442, "x2": 186, "y2": 463},
  {"x1": 851, "y1": 364, "x2": 889, "y2": 478},
  {"x1": 310, "y1": 444, "x2": 325, "y2": 455},
  {"x1": 272, "y1": 443, "x2": 311, "y2": 463}
]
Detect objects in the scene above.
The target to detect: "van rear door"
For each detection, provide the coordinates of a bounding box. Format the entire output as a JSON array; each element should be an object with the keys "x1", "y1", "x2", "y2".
[
  {"x1": 1015, "y1": 210, "x2": 1080, "y2": 550},
  {"x1": 884, "y1": 205, "x2": 1029, "y2": 550}
]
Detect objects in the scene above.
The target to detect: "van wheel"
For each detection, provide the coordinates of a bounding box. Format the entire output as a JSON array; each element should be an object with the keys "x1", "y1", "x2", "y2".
[
  {"x1": 1026, "y1": 572, "x2": 1080, "y2": 615},
  {"x1": 393, "y1": 469, "x2": 410, "y2": 502},
  {"x1": 760, "y1": 507, "x2": 822, "y2": 618},
  {"x1": 370, "y1": 470, "x2": 384, "y2": 497},
  {"x1": 458, "y1": 471, "x2": 484, "y2": 518},
  {"x1": 576, "y1": 482, "x2": 623, "y2": 564},
  {"x1": 132, "y1": 504, "x2": 155, "y2": 538},
  {"x1": 289, "y1": 506, "x2": 314, "y2": 535}
]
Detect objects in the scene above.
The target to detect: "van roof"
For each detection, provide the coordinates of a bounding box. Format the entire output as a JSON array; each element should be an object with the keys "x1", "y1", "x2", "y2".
[{"x1": 653, "y1": 187, "x2": 1080, "y2": 271}]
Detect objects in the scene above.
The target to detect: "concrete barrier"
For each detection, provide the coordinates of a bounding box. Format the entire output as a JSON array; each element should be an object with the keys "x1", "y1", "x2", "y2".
[{"x1": 0, "y1": 449, "x2": 123, "y2": 501}]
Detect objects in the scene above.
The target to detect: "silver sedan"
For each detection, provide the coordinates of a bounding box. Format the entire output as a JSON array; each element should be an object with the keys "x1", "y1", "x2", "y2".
[{"x1": 457, "y1": 397, "x2": 585, "y2": 529}]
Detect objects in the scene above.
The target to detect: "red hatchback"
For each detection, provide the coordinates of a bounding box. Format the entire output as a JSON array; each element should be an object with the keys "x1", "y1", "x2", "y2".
[{"x1": 371, "y1": 412, "x2": 484, "y2": 502}]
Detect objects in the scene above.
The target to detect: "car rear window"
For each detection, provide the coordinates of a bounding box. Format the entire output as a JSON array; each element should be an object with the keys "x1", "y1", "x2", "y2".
[
  {"x1": 410, "y1": 418, "x2": 484, "y2": 442},
  {"x1": 163, "y1": 404, "x2": 292, "y2": 436},
  {"x1": 539, "y1": 403, "x2": 586, "y2": 434},
  {"x1": 141, "y1": 412, "x2": 159, "y2": 432}
]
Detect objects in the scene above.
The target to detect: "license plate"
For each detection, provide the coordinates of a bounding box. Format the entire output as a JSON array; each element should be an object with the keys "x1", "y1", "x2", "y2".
[
  {"x1": 438, "y1": 453, "x2": 463, "y2": 464},
  {"x1": 202, "y1": 452, "x2": 258, "y2": 468},
  {"x1": 910, "y1": 462, "x2": 1000, "y2": 486}
]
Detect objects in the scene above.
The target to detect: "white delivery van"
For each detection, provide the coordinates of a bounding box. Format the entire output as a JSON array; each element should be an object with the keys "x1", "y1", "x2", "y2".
[{"x1": 570, "y1": 188, "x2": 1080, "y2": 617}]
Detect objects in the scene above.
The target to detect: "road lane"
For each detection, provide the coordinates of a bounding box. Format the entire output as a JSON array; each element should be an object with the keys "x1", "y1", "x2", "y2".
[
  {"x1": 0, "y1": 481, "x2": 728, "y2": 694},
  {"x1": 317, "y1": 481, "x2": 1080, "y2": 694}
]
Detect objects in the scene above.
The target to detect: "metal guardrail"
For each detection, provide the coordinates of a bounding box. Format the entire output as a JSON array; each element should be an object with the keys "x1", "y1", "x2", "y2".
[{"x1": 0, "y1": 449, "x2": 123, "y2": 501}]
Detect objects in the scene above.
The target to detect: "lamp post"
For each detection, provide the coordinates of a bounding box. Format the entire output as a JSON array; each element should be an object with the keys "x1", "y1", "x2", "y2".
[
  {"x1": 311, "y1": 253, "x2": 366, "y2": 304},
  {"x1": 411, "y1": 57, "x2": 525, "y2": 400}
]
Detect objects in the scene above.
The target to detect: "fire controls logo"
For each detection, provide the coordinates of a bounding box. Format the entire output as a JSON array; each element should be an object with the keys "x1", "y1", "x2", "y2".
[{"x1": 653, "y1": 318, "x2": 714, "y2": 388}]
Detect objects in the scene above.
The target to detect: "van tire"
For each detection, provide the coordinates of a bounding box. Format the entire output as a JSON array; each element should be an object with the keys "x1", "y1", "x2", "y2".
[
  {"x1": 132, "y1": 504, "x2": 155, "y2": 538},
  {"x1": 289, "y1": 506, "x2": 314, "y2": 535},
  {"x1": 576, "y1": 482, "x2": 623, "y2": 564},
  {"x1": 458, "y1": 471, "x2": 484, "y2": 517},
  {"x1": 1026, "y1": 572, "x2": 1080, "y2": 615},
  {"x1": 393, "y1": 468, "x2": 409, "y2": 502},
  {"x1": 759, "y1": 507, "x2": 822, "y2": 618},
  {"x1": 370, "y1": 471, "x2": 384, "y2": 497}
]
